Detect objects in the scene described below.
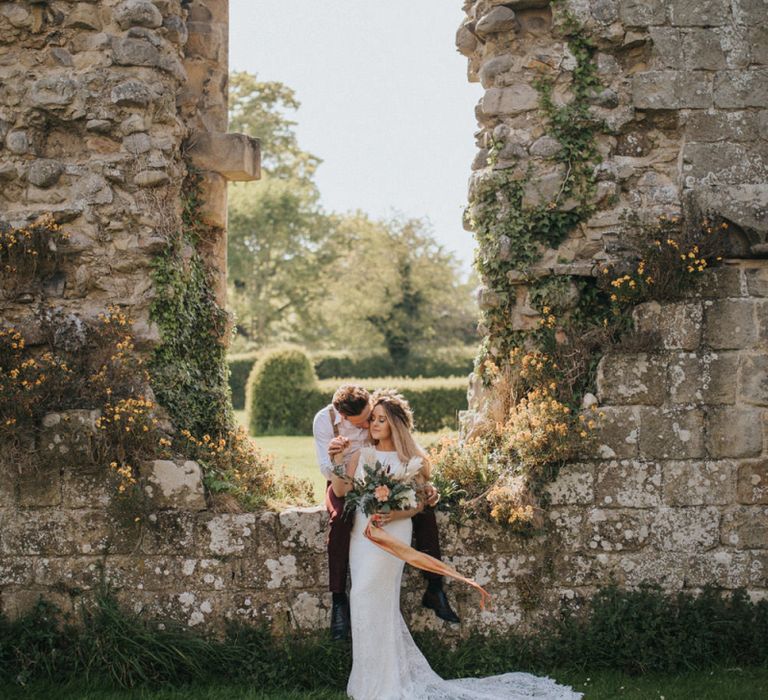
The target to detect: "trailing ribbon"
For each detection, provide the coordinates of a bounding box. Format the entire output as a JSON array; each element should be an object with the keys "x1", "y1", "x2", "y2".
[{"x1": 364, "y1": 517, "x2": 492, "y2": 610}]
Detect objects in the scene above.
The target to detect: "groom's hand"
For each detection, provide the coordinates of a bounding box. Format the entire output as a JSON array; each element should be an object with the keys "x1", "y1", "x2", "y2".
[
  {"x1": 328, "y1": 436, "x2": 349, "y2": 460},
  {"x1": 423, "y1": 483, "x2": 440, "y2": 508}
]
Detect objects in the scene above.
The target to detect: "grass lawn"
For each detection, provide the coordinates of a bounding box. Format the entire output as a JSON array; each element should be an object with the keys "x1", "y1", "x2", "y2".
[
  {"x1": 235, "y1": 410, "x2": 454, "y2": 504},
  {"x1": 6, "y1": 667, "x2": 768, "y2": 699}
]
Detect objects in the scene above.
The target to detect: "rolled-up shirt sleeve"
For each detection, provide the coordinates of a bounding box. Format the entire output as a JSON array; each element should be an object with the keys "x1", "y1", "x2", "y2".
[{"x1": 312, "y1": 408, "x2": 335, "y2": 481}]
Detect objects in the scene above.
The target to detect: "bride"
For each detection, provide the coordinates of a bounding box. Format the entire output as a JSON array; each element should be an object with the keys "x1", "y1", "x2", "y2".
[{"x1": 330, "y1": 389, "x2": 582, "y2": 700}]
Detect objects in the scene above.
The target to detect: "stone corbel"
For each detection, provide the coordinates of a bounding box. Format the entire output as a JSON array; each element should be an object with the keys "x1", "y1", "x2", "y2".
[{"x1": 186, "y1": 131, "x2": 261, "y2": 182}]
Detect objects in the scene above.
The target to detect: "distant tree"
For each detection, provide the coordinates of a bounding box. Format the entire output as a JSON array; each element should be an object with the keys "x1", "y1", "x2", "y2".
[
  {"x1": 228, "y1": 71, "x2": 320, "y2": 184},
  {"x1": 226, "y1": 71, "x2": 477, "y2": 356},
  {"x1": 318, "y1": 214, "x2": 478, "y2": 360},
  {"x1": 228, "y1": 180, "x2": 343, "y2": 347}
]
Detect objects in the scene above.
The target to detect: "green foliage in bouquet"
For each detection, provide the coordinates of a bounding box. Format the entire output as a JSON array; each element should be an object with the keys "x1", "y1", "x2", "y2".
[{"x1": 335, "y1": 460, "x2": 418, "y2": 517}]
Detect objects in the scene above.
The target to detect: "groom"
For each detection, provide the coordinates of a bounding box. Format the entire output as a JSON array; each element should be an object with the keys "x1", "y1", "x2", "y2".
[{"x1": 313, "y1": 383, "x2": 460, "y2": 641}]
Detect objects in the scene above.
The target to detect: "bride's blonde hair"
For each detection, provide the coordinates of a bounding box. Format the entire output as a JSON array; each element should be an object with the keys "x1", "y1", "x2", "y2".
[{"x1": 371, "y1": 389, "x2": 428, "y2": 470}]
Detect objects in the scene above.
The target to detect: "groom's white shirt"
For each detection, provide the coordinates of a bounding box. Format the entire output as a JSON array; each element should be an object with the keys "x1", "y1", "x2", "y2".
[{"x1": 313, "y1": 403, "x2": 370, "y2": 481}]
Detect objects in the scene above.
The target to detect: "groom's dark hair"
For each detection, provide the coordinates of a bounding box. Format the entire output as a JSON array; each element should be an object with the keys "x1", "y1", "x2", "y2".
[{"x1": 332, "y1": 384, "x2": 370, "y2": 417}]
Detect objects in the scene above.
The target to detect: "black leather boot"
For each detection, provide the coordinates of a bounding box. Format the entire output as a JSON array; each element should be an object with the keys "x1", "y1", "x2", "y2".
[
  {"x1": 422, "y1": 586, "x2": 460, "y2": 623},
  {"x1": 330, "y1": 598, "x2": 351, "y2": 641}
]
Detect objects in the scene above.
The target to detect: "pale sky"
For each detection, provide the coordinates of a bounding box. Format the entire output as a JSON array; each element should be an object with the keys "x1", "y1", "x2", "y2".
[{"x1": 229, "y1": 0, "x2": 482, "y2": 272}]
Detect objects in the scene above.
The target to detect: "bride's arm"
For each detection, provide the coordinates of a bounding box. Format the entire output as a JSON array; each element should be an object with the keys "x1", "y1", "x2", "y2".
[{"x1": 330, "y1": 451, "x2": 358, "y2": 498}]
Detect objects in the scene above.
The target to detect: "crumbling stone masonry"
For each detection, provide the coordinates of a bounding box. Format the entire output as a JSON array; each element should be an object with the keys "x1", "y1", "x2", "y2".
[{"x1": 0, "y1": 0, "x2": 766, "y2": 635}]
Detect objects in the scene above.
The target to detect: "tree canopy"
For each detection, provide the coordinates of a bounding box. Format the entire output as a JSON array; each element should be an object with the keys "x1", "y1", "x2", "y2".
[{"x1": 226, "y1": 71, "x2": 477, "y2": 359}]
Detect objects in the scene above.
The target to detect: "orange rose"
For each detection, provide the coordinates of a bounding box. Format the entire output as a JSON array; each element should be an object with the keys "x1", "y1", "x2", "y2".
[{"x1": 374, "y1": 485, "x2": 390, "y2": 502}]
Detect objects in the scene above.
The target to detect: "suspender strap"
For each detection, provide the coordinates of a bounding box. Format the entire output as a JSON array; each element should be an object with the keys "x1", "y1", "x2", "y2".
[{"x1": 329, "y1": 406, "x2": 340, "y2": 437}]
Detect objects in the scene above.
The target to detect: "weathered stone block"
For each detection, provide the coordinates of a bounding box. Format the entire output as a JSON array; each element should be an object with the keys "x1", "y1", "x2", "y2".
[
  {"x1": 667, "y1": 351, "x2": 738, "y2": 405},
  {"x1": 733, "y1": 0, "x2": 768, "y2": 26},
  {"x1": 745, "y1": 267, "x2": 768, "y2": 297},
  {"x1": 633, "y1": 301, "x2": 703, "y2": 350},
  {"x1": 28, "y1": 75, "x2": 77, "y2": 107},
  {"x1": 140, "y1": 459, "x2": 206, "y2": 510},
  {"x1": 682, "y1": 29, "x2": 726, "y2": 70},
  {"x1": 475, "y1": 7, "x2": 517, "y2": 36},
  {"x1": 648, "y1": 27, "x2": 683, "y2": 68},
  {"x1": 548, "y1": 507, "x2": 585, "y2": 550},
  {"x1": 654, "y1": 506, "x2": 721, "y2": 551},
  {"x1": 663, "y1": 460, "x2": 736, "y2": 506},
  {"x1": 682, "y1": 143, "x2": 767, "y2": 184},
  {"x1": 595, "y1": 460, "x2": 661, "y2": 508},
  {"x1": 750, "y1": 26, "x2": 768, "y2": 65},
  {"x1": 688, "y1": 267, "x2": 744, "y2": 300},
  {"x1": 669, "y1": 0, "x2": 729, "y2": 26},
  {"x1": 704, "y1": 299, "x2": 758, "y2": 349},
  {"x1": 619, "y1": 0, "x2": 666, "y2": 26},
  {"x1": 758, "y1": 301, "x2": 768, "y2": 344},
  {"x1": 683, "y1": 110, "x2": 759, "y2": 143},
  {"x1": 111, "y1": 37, "x2": 160, "y2": 67},
  {"x1": 110, "y1": 80, "x2": 152, "y2": 106},
  {"x1": 738, "y1": 353, "x2": 768, "y2": 406},
  {"x1": 1, "y1": 510, "x2": 113, "y2": 556},
  {"x1": 591, "y1": 406, "x2": 640, "y2": 459},
  {"x1": 721, "y1": 506, "x2": 768, "y2": 548},
  {"x1": 706, "y1": 406, "x2": 764, "y2": 458},
  {"x1": 278, "y1": 506, "x2": 326, "y2": 555},
  {"x1": 38, "y1": 410, "x2": 101, "y2": 467},
  {"x1": 0, "y1": 557, "x2": 35, "y2": 586},
  {"x1": 638, "y1": 407, "x2": 705, "y2": 460},
  {"x1": 139, "y1": 511, "x2": 194, "y2": 556},
  {"x1": 479, "y1": 55, "x2": 516, "y2": 88},
  {"x1": 632, "y1": 71, "x2": 712, "y2": 110},
  {"x1": 609, "y1": 551, "x2": 687, "y2": 588},
  {"x1": 186, "y1": 131, "x2": 260, "y2": 182},
  {"x1": 687, "y1": 550, "x2": 752, "y2": 588},
  {"x1": 584, "y1": 508, "x2": 652, "y2": 552},
  {"x1": 185, "y1": 21, "x2": 225, "y2": 62},
  {"x1": 596, "y1": 353, "x2": 666, "y2": 405},
  {"x1": 114, "y1": 0, "x2": 163, "y2": 30},
  {"x1": 27, "y1": 159, "x2": 64, "y2": 188},
  {"x1": 737, "y1": 460, "x2": 768, "y2": 504},
  {"x1": 544, "y1": 463, "x2": 594, "y2": 505},
  {"x1": 714, "y1": 70, "x2": 768, "y2": 108},
  {"x1": 17, "y1": 464, "x2": 62, "y2": 507},
  {"x1": 481, "y1": 85, "x2": 539, "y2": 117},
  {"x1": 61, "y1": 468, "x2": 111, "y2": 509},
  {"x1": 196, "y1": 513, "x2": 256, "y2": 557}
]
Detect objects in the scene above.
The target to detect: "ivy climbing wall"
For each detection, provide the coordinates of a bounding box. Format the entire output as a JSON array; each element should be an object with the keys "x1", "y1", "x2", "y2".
[
  {"x1": 0, "y1": 0, "x2": 258, "y2": 435},
  {"x1": 456, "y1": 0, "x2": 768, "y2": 612},
  {"x1": 459, "y1": 0, "x2": 768, "y2": 351}
]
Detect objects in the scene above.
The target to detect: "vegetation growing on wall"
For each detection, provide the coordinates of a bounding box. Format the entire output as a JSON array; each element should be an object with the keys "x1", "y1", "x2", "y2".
[
  {"x1": 441, "y1": 4, "x2": 730, "y2": 534},
  {"x1": 148, "y1": 167, "x2": 234, "y2": 439}
]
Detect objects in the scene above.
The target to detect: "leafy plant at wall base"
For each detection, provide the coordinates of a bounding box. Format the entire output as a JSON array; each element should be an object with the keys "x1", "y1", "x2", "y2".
[{"x1": 2, "y1": 586, "x2": 767, "y2": 689}]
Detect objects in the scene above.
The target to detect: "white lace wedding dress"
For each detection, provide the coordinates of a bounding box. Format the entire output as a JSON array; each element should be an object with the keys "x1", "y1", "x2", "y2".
[{"x1": 347, "y1": 448, "x2": 582, "y2": 700}]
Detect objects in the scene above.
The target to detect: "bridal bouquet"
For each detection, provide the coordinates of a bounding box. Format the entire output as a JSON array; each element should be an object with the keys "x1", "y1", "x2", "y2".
[{"x1": 333, "y1": 459, "x2": 420, "y2": 517}]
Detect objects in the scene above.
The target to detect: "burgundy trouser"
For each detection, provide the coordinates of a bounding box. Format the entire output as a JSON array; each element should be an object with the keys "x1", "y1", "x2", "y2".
[{"x1": 325, "y1": 482, "x2": 442, "y2": 593}]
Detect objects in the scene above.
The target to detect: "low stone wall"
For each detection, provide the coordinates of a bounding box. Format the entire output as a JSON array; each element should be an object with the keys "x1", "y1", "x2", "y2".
[{"x1": 1, "y1": 265, "x2": 766, "y2": 636}]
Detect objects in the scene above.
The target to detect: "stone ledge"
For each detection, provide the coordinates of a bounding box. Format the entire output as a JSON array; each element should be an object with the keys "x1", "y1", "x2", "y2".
[{"x1": 186, "y1": 131, "x2": 261, "y2": 182}]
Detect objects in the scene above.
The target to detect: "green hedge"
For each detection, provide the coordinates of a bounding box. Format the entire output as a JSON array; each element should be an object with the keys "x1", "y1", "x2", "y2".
[
  {"x1": 313, "y1": 347, "x2": 475, "y2": 380},
  {"x1": 246, "y1": 349, "x2": 319, "y2": 436},
  {"x1": 228, "y1": 347, "x2": 475, "y2": 409}
]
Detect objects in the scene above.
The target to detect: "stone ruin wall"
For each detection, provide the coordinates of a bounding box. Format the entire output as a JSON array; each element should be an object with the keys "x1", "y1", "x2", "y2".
[{"x1": 0, "y1": 0, "x2": 767, "y2": 636}]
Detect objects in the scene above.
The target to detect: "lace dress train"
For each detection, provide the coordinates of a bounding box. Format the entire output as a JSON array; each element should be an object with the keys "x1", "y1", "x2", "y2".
[{"x1": 347, "y1": 450, "x2": 582, "y2": 700}]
